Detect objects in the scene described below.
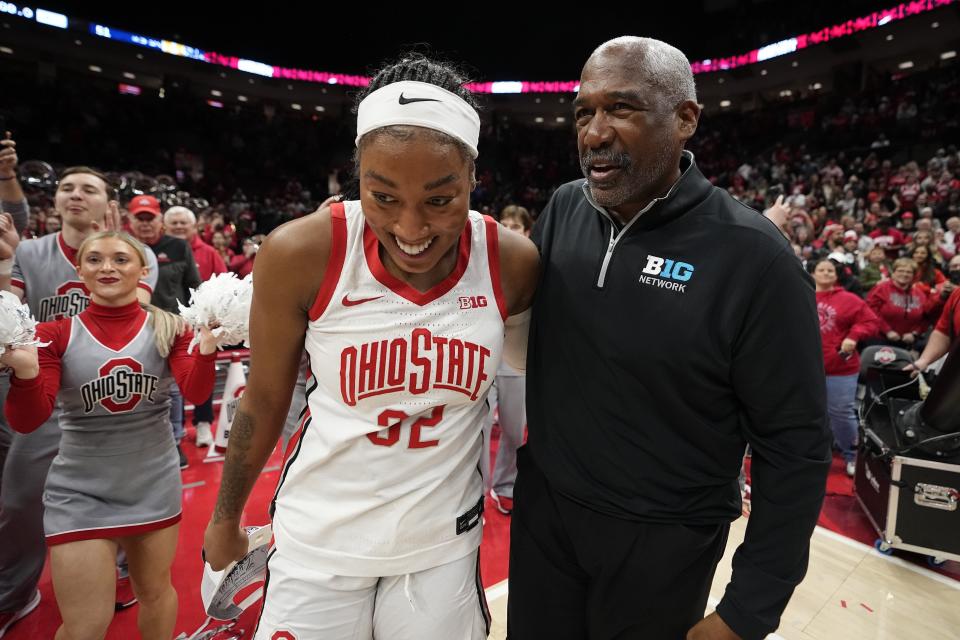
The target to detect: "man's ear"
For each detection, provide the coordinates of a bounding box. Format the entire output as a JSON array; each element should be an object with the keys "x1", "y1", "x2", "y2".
[{"x1": 676, "y1": 99, "x2": 701, "y2": 143}]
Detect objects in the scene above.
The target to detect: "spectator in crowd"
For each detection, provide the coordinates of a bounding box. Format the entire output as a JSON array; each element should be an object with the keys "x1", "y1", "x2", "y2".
[
  {"x1": 164, "y1": 206, "x2": 227, "y2": 281},
  {"x1": 812, "y1": 258, "x2": 879, "y2": 476},
  {"x1": 866, "y1": 258, "x2": 942, "y2": 351},
  {"x1": 860, "y1": 245, "x2": 892, "y2": 291},
  {"x1": 944, "y1": 216, "x2": 960, "y2": 253},
  {"x1": 869, "y1": 217, "x2": 906, "y2": 259},
  {"x1": 229, "y1": 234, "x2": 262, "y2": 278},
  {"x1": 910, "y1": 244, "x2": 946, "y2": 297},
  {"x1": 911, "y1": 254, "x2": 960, "y2": 375},
  {"x1": 211, "y1": 230, "x2": 234, "y2": 265},
  {"x1": 42, "y1": 215, "x2": 60, "y2": 234}
]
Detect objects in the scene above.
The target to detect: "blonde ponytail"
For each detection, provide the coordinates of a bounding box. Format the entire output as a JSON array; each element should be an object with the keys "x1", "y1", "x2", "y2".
[{"x1": 141, "y1": 303, "x2": 186, "y2": 358}]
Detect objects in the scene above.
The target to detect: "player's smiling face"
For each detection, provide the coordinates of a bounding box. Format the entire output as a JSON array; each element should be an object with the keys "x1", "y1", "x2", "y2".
[{"x1": 359, "y1": 127, "x2": 474, "y2": 291}]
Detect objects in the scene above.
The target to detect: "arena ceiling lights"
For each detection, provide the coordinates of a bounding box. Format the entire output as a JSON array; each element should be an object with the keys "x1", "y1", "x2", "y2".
[{"x1": 2, "y1": 0, "x2": 956, "y2": 93}]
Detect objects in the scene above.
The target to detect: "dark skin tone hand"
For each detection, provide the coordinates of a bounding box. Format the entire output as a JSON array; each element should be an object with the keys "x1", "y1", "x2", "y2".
[{"x1": 687, "y1": 612, "x2": 741, "y2": 640}]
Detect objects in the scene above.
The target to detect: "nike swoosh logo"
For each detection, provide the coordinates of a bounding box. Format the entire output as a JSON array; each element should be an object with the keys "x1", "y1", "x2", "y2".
[
  {"x1": 399, "y1": 93, "x2": 441, "y2": 105},
  {"x1": 342, "y1": 294, "x2": 385, "y2": 307}
]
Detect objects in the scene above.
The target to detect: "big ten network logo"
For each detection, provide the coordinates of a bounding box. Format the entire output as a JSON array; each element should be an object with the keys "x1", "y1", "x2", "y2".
[
  {"x1": 458, "y1": 295, "x2": 488, "y2": 310},
  {"x1": 223, "y1": 385, "x2": 247, "y2": 438},
  {"x1": 638, "y1": 255, "x2": 695, "y2": 293}
]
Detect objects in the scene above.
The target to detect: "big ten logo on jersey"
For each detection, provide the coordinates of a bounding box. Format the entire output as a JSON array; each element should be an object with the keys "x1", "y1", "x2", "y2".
[
  {"x1": 639, "y1": 254, "x2": 695, "y2": 293},
  {"x1": 39, "y1": 281, "x2": 90, "y2": 321},
  {"x1": 222, "y1": 385, "x2": 246, "y2": 439},
  {"x1": 458, "y1": 295, "x2": 488, "y2": 310},
  {"x1": 81, "y1": 357, "x2": 158, "y2": 413},
  {"x1": 340, "y1": 328, "x2": 492, "y2": 407}
]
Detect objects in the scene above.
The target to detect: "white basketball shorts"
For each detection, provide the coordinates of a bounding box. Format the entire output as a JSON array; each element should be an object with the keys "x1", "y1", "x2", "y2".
[{"x1": 254, "y1": 547, "x2": 490, "y2": 640}]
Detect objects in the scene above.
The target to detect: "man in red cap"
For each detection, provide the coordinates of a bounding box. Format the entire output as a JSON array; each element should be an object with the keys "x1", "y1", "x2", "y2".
[
  {"x1": 129, "y1": 194, "x2": 202, "y2": 468},
  {"x1": 129, "y1": 195, "x2": 201, "y2": 312}
]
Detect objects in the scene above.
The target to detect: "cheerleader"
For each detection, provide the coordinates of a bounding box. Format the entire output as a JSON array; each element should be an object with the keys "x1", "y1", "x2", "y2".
[{"x1": 2, "y1": 231, "x2": 218, "y2": 640}]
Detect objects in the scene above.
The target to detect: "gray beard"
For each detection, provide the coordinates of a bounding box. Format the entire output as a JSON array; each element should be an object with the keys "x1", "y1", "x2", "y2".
[{"x1": 582, "y1": 144, "x2": 676, "y2": 212}]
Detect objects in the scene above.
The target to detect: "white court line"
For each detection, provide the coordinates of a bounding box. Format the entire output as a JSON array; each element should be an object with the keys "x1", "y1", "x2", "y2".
[
  {"x1": 482, "y1": 581, "x2": 787, "y2": 640},
  {"x1": 812, "y1": 525, "x2": 960, "y2": 590}
]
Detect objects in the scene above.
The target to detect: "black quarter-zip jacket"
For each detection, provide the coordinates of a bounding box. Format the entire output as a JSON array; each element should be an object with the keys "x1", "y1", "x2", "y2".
[{"x1": 527, "y1": 152, "x2": 831, "y2": 640}]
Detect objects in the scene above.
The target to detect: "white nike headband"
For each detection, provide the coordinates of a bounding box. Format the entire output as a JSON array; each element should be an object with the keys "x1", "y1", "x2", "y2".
[{"x1": 355, "y1": 80, "x2": 480, "y2": 158}]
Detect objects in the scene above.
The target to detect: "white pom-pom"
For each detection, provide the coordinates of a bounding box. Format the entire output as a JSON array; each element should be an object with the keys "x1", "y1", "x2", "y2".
[
  {"x1": 0, "y1": 291, "x2": 48, "y2": 356},
  {"x1": 179, "y1": 273, "x2": 253, "y2": 354}
]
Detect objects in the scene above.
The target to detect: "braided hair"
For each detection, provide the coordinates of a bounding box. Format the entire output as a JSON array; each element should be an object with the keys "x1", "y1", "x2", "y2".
[{"x1": 353, "y1": 53, "x2": 480, "y2": 171}]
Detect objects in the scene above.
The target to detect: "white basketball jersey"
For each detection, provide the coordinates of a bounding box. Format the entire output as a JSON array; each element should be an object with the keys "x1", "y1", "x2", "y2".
[{"x1": 272, "y1": 201, "x2": 506, "y2": 577}]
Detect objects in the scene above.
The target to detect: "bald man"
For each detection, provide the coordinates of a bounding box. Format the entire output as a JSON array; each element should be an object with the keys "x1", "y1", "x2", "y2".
[{"x1": 509, "y1": 37, "x2": 830, "y2": 640}]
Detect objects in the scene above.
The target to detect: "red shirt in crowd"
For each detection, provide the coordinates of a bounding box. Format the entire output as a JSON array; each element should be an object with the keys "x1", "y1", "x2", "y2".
[
  {"x1": 816, "y1": 287, "x2": 881, "y2": 376},
  {"x1": 869, "y1": 227, "x2": 906, "y2": 249},
  {"x1": 913, "y1": 268, "x2": 947, "y2": 298},
  {"x1": 230, "y1": 253, "x2": 255, "y2": 279},
  {"x1": 866, "y1": 280, "x2": 943, "y2": 337},
  {"x1": 189, "y1": 234, "x2": 227, "y2": 281}
]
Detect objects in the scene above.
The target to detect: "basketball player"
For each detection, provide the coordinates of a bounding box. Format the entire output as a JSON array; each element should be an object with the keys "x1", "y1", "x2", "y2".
[
  {"x1": 1, "y1": 231, "x2": 218, "y2": 640},
  {"x1": 0, "y1": 167, "x2": 160, "y2": 634},
  {"x1": 203, "y1": 54, "x2": 538, "y2": 639}
]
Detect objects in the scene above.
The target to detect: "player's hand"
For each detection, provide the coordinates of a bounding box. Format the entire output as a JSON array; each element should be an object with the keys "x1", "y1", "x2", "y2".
[
  {"x1": 0, "y1": 344, "x2": 39, "y2": 379},
  {"x1": 840, "y1": 338, "x2": 857, "y2": 354},
  {"x1": 902, "y1": 332, "x2": 915, "y2": 345},
  {"x1": 886, "y1": 331, "x2": 901, "y2": 342},
  {"x1": 687, "y1": 612, "x2": 742, "y2": 640},
  {"x1": 203, "y1": 520, "x2": 249, "y2": 571}
]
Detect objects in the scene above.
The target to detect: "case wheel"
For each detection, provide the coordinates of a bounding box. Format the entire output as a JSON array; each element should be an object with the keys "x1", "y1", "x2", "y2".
[
  {"x1": 927, "y1": 556, "x2": 947, "y2": 568},
  {"x1": 874, "y1": 538, "x2": 893, "y2": 554}
]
